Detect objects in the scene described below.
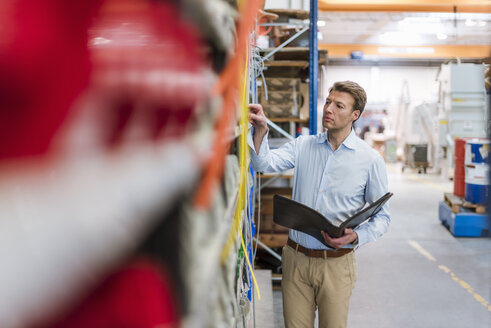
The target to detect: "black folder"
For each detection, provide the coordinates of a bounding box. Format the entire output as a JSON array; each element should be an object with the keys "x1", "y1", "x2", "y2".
[{"x1": 273, "y1": 192, "x2": 393, "y2": 245}]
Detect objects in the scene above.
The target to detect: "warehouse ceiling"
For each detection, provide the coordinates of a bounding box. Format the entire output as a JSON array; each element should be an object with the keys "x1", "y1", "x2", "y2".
[{"x1": 317, "y1": 11, "x2": 491, "y2": 46}]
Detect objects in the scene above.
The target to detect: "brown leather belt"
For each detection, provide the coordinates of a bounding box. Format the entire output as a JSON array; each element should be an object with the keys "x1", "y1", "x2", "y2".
[{"x1": 287, "y1": 239, "x2": 353, "y2": 258}]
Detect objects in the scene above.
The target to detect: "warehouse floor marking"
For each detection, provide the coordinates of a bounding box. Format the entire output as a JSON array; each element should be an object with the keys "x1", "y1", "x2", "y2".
[
  {"x1": 408, "y1": 240, "x2": 491, "y2": 313},
  {"x1": 438, "y1": 265, "x2": 491, "y2": 312},
  {"x1": 408, "y1": 240, "x2": 436, "y2": 262}
]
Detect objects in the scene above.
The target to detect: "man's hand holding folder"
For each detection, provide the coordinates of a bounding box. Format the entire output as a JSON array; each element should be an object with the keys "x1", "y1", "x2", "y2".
[
  {"x1": 321, "y1": 228, "x2": 358, "y2": 250},
  {"x1": 273, "y1": 192, "x2": 393, "y2": 248}
]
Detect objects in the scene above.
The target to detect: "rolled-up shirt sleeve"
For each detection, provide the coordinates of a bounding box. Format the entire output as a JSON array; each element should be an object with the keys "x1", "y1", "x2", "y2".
[
  {"x1": 247, "y1": 127, "x2": 296, "y2": 173},
  {"x1": 354, "y1": 155, "x2": 391, "y2": 248}
]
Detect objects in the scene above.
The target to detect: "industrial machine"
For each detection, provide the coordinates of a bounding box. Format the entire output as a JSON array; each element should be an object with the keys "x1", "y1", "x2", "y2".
[{"x1": 436, "y1": 62, "x2": 489, "y2": 178}]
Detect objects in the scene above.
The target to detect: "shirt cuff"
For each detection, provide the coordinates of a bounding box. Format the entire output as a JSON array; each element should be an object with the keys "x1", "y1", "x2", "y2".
[
  {"x1": 247, "y1": 126, "x2": 269, "y2": 156},
  {"x1": 352, "y1": 228, "x2": 366, "y2": 250}
]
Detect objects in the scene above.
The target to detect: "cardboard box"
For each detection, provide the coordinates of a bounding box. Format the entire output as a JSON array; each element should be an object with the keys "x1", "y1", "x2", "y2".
[{"x1": 258, "y1": 78, "x2": 309, "y2": 118}]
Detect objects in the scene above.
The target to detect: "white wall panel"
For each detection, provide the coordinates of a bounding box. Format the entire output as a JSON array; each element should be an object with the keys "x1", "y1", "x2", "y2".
[
  {"x1": 322, "y1": 66, "x2": 439, "y2": 108},
  {"x1": 264, "y1": 0, "x2": 309, "y2": 10}
]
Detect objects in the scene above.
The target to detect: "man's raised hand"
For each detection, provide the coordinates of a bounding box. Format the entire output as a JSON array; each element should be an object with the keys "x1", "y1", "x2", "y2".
[
  {"x1": 248, "y1": 104, "x2": 268, "y2": 132},
  {"x1": 248, "y1": 104, "x2": 268, "y2": 153}
]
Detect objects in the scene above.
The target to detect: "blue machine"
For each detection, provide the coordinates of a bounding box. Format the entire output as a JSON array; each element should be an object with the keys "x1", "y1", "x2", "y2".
[
  {"x1": 464, "y1": 139, "x2": 490, "y2": 205},
  {"x1": 439, "y1": 201, "x2": 490, "y2": 237}
]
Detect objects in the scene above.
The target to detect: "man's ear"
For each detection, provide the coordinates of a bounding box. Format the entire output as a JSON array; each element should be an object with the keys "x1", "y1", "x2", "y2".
[{"x1": 352, "y1": 109, "x2": 360, "y2": 121}]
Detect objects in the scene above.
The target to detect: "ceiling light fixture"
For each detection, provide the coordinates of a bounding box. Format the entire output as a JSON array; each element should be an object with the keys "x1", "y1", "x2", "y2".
[
  {"x1": 378, "y1": 47, "x2": 434, "y2": 55},
  {"x1": 397, "y1": 17, "x2": 445, "y2": 34},
  {"x1": 379, "y1": 32, "x2": 422, "y2": 46},
  {"x1": 465, "y1": 19, "x2": 477, "y2": 26},
  {"x1": 399, "y1": 16, "x2": 441, "y2": 24},
  {"x1": 317, "y1": 20, "x2": 326, "y2": 27},
  {"x1": 477, "y1": 21, "x2": 487, "y2": 27},
  {"x1": 437, "y1": 33, "x2": 448, "y2": 40}
]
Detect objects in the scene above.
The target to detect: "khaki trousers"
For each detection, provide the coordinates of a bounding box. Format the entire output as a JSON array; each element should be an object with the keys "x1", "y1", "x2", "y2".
[{"x1": 281, "y1": 244, "x2": 357, "y2": 328}]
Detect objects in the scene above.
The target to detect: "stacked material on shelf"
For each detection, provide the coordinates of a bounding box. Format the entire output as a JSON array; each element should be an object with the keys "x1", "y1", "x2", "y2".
[
  {"x1": 181, "y1": 0, "x2": 238, "y2": 72},
  {"x1": 0, "y1": 0, "x2": 238, "y2": 327},
  {"x1": 265, "y1": 8, "x2": 309, "y2": 48},
  {"x1": 0, "y1": 0, "x2": 266, "y2": 326},
  {"x1": 258, "y1": 78, "x2": 308, "y2": 119}
]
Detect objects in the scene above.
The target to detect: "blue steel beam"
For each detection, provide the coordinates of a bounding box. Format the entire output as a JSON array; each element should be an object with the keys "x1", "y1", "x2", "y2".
[{"x1": 309, "y1": 0, "x2": 318, "y2": 135}]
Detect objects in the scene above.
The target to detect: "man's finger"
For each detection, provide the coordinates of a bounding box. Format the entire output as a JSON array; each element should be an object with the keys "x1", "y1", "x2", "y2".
[
  {"x1": 249, "y1": 113, "x2": 262, "y2": 121},
  {"x1": 248, "y1": 104, "x2": 262, "y2": 113}
]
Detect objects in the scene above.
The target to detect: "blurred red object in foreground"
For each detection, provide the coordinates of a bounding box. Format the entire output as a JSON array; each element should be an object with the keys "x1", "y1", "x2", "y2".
[
  {"x1": 0, "y1": 0, "x2": 101, "y2": 160},
  {"x1": 50, "y1": 258, "x2": 179, "y2": 328},
  {"x1": 0, "y1": 0, "x2": 210, "y2": 160},
  {"x1": 89, "y1": 0, "x2": 210, "y2": 145}
]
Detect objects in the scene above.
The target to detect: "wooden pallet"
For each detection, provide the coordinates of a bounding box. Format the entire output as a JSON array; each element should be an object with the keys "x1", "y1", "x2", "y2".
[{"x1": 444, "y1": 192, "x2": 486, "y2": 214}]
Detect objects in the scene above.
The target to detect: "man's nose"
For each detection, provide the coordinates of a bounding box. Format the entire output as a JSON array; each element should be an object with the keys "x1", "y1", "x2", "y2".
[{"x1": 324, "y1": 103, "x2": 333, "y2": 114}]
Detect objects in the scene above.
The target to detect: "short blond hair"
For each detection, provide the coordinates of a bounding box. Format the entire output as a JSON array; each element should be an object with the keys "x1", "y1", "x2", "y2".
[{"x1": 329, "y1": 81, "x2": 367, "y2": 115}]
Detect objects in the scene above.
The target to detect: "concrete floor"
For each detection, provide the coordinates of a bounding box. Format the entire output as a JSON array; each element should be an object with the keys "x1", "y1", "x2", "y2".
[
  {"x1": 266, "y1": 163, "x2": 491, "y2": 328},
  {"x1": 249, "y1": 270, "x2": 274, "y2": 328}
]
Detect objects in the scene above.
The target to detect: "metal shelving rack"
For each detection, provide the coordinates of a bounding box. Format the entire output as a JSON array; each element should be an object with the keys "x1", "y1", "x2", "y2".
[
  {"x1": 253, "y1": 1, "x2": 321, "y2": 267},
  {"x1": 258, "y1": 1, "x2": 319, "y2": 138}
]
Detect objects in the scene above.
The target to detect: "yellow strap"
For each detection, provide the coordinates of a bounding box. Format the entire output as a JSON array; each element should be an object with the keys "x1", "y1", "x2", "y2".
[
  {"x1": 219, "y1": 36, "x2": 260, "y2": 300},
  {"x1": 237, "y1": 47, "x2": 260, "y2": 300},
  {"x1": 220, "y1": 30, "x2": 250, "y2": 254}
]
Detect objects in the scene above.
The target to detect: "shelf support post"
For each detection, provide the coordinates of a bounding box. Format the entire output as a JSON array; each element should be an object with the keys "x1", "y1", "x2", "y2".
[{"x1": 309, "y1": 0, "x2": 318, "y2": 135}]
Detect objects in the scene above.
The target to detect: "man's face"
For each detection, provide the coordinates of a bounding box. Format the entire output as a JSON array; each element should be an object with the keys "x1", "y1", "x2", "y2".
[{"x1": 322, "y1": 90, "x2": 360, "y2": 131}]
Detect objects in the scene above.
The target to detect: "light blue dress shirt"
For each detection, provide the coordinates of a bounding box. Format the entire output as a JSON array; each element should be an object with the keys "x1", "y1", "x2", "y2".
[{"x1": 248, "y1": 128, "x2": 390, "y2": 250}]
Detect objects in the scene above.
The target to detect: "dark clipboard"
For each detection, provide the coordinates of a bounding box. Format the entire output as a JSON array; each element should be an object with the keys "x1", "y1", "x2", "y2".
[{"x1": 273, "y1": 192, "x2": 393, "y2": 245}]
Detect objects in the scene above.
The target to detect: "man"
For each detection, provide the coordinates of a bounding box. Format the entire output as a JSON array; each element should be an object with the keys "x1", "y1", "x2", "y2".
[{"x1": 248, "y1": 81, "x2": 390, "y2": 328}]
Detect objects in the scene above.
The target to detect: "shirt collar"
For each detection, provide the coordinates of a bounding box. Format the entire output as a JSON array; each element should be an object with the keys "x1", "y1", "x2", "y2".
[
  {"x1": 317, "y1": 131, "x2": 328, "y2": 144},
  {"x1": 317, "y1": 129, "x2": 358, "y2": 150}
]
